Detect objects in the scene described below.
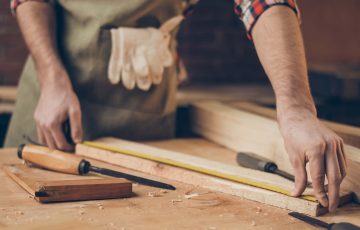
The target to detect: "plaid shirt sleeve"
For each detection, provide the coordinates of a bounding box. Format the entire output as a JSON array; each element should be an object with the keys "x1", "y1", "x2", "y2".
[
  {"x1": 10, "y1": 0, "x2": 54, "y2": 14},
  {"x1": 234, "y1": 0, "x2": 300, "y2": 39}
]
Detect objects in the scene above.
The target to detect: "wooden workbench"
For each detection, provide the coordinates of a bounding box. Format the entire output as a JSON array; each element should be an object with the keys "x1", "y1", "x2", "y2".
[{"x1": 1, "y1": 139, "x2": 359, "y2": 229}]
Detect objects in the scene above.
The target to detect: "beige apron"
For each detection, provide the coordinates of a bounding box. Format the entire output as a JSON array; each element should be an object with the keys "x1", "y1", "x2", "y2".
[{"x1": 5, "y1": 0, "x2": 182, "y2": 147}]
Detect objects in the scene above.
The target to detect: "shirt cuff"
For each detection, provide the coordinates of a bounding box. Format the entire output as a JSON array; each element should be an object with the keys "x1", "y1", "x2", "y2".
[
  {"x1": 234, "y1": 0, "x2": 301, "y2": 40},
  {"x1": 10, "y1": 0, "x2": 54, "y2": 14}
]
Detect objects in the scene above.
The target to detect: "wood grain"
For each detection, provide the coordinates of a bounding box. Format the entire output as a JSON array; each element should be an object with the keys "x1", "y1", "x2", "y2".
[
  {"x1": 76, "y1": 138, "x2": 352, "y2": 216},
  {"x1": 1, "y1": 147, "x2": 360, "y2": 229},
  {"x1": 189, "y1": 101, "x2": 360, "y2": 201},
  {"x1": 230, "y1": 101, "x2": 360, "y2": 148},
  {"x1": 3, "y1": 164, "x2": 132, "y2": 203}
]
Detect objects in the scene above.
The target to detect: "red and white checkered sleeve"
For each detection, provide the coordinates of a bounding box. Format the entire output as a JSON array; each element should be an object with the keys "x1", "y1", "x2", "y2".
[
  {"x1": 10, "y1": 0, "x2": 54, "y2": 14},
  {"x1": 234, "y1": 0, "x2": 301, "y2": 39}
]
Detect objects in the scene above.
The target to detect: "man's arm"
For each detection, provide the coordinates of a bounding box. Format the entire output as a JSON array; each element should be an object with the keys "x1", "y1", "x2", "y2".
[
  {"x1": 16, "y1": 1, "x2": 83, "y2": 151},
  {"x1": 252, "y1": 6, "x2": 346, "y2": 212}
]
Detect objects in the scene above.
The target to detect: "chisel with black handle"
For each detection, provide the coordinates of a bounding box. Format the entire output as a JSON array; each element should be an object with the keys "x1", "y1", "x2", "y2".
[{"x1": 236, "y1": 152, "x2": 312, "y2": 187}]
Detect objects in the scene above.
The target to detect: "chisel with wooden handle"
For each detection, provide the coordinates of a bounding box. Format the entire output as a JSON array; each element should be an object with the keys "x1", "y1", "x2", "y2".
[{"x1": 17, "y1": 144, "x2": 176, "y2": 190}]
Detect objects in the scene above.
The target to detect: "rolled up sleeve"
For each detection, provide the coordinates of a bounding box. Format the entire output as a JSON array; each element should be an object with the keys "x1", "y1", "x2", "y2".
[
  {"x1": 10, "y1": 0, "x2": 54, "y2": 14},
  {"x1": 234, "y1": 0, "x2": 301, "y2": 39}
]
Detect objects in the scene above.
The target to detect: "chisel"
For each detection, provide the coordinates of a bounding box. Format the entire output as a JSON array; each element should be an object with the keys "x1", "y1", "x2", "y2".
[
  {"x1": 17, "y1": 144, "x2": 176, "y2": 190},
  {"x1": 237, "y1": 152, "x2": 313, "y2": 188},
  {"x1": 236, "y1": 152, "x2": 296, "y2": 181},
  {"x1": 289, "y1": 212, "x2": 360, "y2": 230}
]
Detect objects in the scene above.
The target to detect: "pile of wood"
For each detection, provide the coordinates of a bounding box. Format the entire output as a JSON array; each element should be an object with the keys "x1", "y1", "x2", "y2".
[{"x1": 75, "y1": 100, "x2": 360, "y2": 216}]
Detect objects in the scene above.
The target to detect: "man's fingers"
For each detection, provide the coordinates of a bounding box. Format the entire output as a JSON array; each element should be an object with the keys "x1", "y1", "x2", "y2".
[
  {"x1": 308, "y1": 147, "x2": 328, "y2": 208},
  {"x1": 51, "y1": 124, "x2": 73, "y2": 151},
  {"x1": 337, "y1": 141, "x2": 347, "y2": 180},
  {"x1": 326, "y1": 142, "x2": 342, "y2": 212},
  {"x1": 291, "y1": 157, "x2": 308, "y2": 197},
  {"x1": 69, "y1": 108, "x2": 83, "y2": 144},
  {"x1": 36, "y1": 125, "x2": 45, "y2": 145},
  {"x1": 42, "y1": 128, "x2": 56, "y2": 149}
]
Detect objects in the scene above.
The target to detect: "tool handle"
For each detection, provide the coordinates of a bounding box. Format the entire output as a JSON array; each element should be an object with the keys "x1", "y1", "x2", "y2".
[
  {"x1": 330, "y1": 223, "x2": 360, "y2": 230},
  {"x1": 18, "y1": 144, "x2": 89, "y2": 175}
]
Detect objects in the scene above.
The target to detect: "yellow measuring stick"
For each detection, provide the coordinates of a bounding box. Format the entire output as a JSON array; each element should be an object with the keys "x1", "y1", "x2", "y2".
[{"x1": 84, "y1": 141, "x2": 317, "y2": 202}]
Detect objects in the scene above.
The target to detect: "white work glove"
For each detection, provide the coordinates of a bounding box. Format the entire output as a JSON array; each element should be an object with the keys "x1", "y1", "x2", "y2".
[{"x1": 108, "y1": 15, "x2": 184, "y2": 91}]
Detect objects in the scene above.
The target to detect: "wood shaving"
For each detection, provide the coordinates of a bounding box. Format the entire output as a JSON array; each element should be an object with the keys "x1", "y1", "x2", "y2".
[
  {"x1": 184, "y1": 193, "x2": 199, "y2": 199},
  {"x1": 256, "y1": 207, "x2": 262, "y2": 214},
  {"x1": 147, "y1": 190, "x2": 165, "y2": 198},
  {"x1": 251, "y1": 220, "x2": 256, "y2": 226},
  {"x1": 171, "y1": 199, "x2": 182, "y2": 204},
  {"x1": 16, "y1": 211, "x2": 24, "y2": 215}
]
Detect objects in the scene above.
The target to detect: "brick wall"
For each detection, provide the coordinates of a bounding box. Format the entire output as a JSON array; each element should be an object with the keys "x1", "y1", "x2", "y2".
[
  {"x1": 177, "y1": 0, "x2": 267, "y2": 84},
  {"x1": 0, "y1": 0, "x2": 28, "y2": 86}
]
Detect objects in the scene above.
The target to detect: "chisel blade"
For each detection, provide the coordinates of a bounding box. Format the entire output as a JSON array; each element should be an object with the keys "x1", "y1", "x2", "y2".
[
  {"x1": 288, "y1": 212, "x2": 330, "y2": 228},
  {"x1": 89, "y1": 165, "x2": 176, "y2": 190}
]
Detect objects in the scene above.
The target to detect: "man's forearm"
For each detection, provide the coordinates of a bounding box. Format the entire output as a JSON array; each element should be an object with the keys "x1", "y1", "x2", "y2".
[
  {"x1": 252, "y1": 6, "x2": 346, "y2": 212},
  {"x1": 17, "y1": 1, "x2": 66, "y2": 87},
  {"x1": 252, "y1": 6, "x2": 316, "y2": 120}
]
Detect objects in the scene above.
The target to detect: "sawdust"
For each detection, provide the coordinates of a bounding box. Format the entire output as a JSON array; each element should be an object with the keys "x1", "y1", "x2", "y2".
[
  {"x1": 97, "y1": 203, "x2": 104, "y2": 210},
  {"x1": 256, "y1": 207, "x2": 262, "y2": 214},
  {"x1": 251, "y1": 220, "x2": 256, "y2": 226},
  {"x1": 16, "y1": 211, "x2": 24, "y2": 215},
  {"x1": 147, "y1": 189, "x2": 168, "y2": 198},
  {"x1": 171, "y1": 199, "x2": 182, "y2": 204}
]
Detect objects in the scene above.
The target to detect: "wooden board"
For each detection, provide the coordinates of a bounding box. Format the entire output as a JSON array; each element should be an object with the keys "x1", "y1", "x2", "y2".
[
  {"x1": 176, "y1": 84, "x2": 275, "y2": 106},
  {"x1": 0, "y1": 86, "x2": 17, "y2": 103},
  {"x1": 230, "y1": 101, "x2": 360, "y2": 148},
  {"x1": 1, "y1": 146, "x2": 360, "y2": 229},
  {"x1": 2, "y1": 164, "x2": 132, "y2": 203},
  {"x1": 76, "y1": 138, "x2": 353, "y2": 216},
  {"x1": 189, "y1": 101, "x2": 360, "y2": 201}
]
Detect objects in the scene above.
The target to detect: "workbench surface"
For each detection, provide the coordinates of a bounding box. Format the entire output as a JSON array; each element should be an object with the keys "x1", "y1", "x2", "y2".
[{"x1": 1, "y1": 139, "x2": 359, "y2": 229}]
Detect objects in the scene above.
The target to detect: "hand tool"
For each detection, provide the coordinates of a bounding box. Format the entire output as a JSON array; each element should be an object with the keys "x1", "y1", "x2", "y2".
[
  {"x1": 289, "y1": 212, "x2": 360, "y2": 230},
  {"x1": 236, "y1": 152, "x2": 314, "y2": 188},
  {"x1": 17, "y1": 144, "x2": 176, "y2": 190}
]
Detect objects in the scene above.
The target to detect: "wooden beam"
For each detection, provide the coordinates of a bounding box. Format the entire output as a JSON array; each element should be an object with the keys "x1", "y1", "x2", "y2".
[
  {"x1": 189, "y1": 101, "x2": 360, "y2": 201},
  {"x1": 230, "y1": 101, "x2": 360, "y2": 148},
  {"x1": 76, "y1": 138, "x2": 352, "y2": 216},
  {"x1": 0, "y1": 86, "x2": 17, "y2": 103}
]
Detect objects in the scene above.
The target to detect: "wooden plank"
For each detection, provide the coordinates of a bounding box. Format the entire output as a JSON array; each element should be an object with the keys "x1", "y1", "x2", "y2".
[
  {"x1": 176, "y1": 84, "x2": 275, "y2": 106},
  {"x1": 3, "y1": 164, "x2": 132, "y2": 203},
  {"x1": 0, "y1": 86, "x2": 17, "y2": 102},
  {"x1": 189, "y1": 101, "x2": 360, "y2": 202},
  {"x1": 1, "y1": 147, "x2": 360, "y2": 229},
  {"x1": 76, "y1": 138, "x2": 352, "y2": 216},
  {"x1": 230, "y1": 101, "x2": 360, "y2": 148}
]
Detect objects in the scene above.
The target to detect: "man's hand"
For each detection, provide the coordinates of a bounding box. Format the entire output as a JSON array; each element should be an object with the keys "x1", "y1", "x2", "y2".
[
  {"x1": 16, "y1": 2, "x2": 82, "y2": 151},
  {"x1": 278, "y1": 108, "x2": 347, "y2": 212},
  {"x1": 251, "y1": 6, "x2": 347, "y2": 212},
  {"x1": 34, "y1": 65, "x2": 83, "y2": 151}
]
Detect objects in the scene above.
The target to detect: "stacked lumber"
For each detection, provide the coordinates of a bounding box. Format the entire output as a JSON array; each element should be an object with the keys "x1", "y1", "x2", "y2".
[{"x1": 189, "y1": 101, "x2": 360, "y2": 202}]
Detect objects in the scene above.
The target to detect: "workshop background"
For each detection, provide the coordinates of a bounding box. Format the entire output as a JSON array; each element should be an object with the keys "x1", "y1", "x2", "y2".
[{"x1": 0, "y1": 0, "x2": 360, "y2": 146}]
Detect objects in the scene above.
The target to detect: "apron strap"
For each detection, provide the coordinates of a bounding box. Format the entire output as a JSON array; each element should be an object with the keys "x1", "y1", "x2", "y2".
[{"x1": 160, "y1": 0, "x2": 199, "y2": 34}]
